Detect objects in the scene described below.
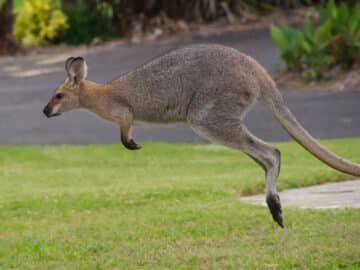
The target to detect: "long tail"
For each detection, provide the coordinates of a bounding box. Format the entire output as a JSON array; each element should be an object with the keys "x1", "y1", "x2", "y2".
[{"x1": 261, "y1": 89, "x2": 360, "y2": 176}]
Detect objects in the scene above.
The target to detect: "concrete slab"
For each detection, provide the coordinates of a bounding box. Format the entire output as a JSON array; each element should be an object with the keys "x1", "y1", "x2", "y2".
[{"x1": 240, "y1": 180, "x2": 360, "y2": 209}]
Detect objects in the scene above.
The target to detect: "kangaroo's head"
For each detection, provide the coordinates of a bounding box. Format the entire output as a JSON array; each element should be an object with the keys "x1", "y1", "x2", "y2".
[{"x1": 43, "y1": 57, "x2": 88, "y2": 118}]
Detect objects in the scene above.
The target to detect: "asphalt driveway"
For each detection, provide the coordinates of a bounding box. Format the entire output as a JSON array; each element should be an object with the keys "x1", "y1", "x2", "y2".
[{"x1": 0, "y1": 29, "x2": 359, "y2": 145}]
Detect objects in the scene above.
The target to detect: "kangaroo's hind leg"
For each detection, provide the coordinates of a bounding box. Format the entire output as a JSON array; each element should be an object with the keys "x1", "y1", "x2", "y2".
[{"x1": 191, "y1": 120, "x2": 283, "y2": 227}]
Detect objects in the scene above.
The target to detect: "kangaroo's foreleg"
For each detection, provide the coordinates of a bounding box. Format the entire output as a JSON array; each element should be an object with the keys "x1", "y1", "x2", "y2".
[
  {"x1": 118, "y1": 123, "x2": 141, "y2": 150},
  {"x1": 190, "y1": 119, "x2": 283, "y2": 227},
  {"x1": 111, "y1": 106, "x2": 141, "y2": 151}
]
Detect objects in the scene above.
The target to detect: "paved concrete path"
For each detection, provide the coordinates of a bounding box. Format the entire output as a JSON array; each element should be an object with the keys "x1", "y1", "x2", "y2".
[
  {"x1": 0, "y1": 29, "x2": 360, "y2": 144},
  {"x1": 240, "y1": 180, "x2": 360, "y2": 208}
]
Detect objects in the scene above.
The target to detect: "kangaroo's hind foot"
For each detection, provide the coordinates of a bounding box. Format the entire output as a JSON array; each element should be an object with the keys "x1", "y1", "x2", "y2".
[{"x1": 266, "y1": 192, "x2": 283, "y2": 228}]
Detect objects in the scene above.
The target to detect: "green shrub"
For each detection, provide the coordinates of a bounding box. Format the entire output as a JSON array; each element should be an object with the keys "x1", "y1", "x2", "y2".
[
  {"x1": 13, "y1": 0, "x2": 68, "y2": 45},
  {"x1": 270, "y1": 0, "x2": 360, "y2": 80},
  {"x1": 58, "y1": 2, "x2": 118, "y2": 45}
]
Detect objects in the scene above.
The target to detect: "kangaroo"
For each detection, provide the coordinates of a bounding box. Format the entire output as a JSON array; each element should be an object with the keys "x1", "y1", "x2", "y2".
[{"x1": 43, "y1": 44, "x2": 360, "y2": 227}]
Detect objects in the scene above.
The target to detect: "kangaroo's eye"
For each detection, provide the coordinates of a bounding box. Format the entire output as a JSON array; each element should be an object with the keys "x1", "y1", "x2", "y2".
[{"x1": 55, "y1": 93, "x2": 64, "y2": 100}]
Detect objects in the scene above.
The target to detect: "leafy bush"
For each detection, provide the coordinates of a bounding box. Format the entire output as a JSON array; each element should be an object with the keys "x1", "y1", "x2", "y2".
[
  {"x1": 58, "y1": 2, "x2": 118, "y2": 45},
  {"x1": 270, "y1": 0, "x2": 360, "y2": 80},
  {"x1": 13, "y1": 0, "x2": 68, "y2": 45}
]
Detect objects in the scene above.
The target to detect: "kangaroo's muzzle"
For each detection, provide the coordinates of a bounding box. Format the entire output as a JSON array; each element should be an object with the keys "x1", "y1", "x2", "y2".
[
  {"x1": 43, "y1": 105, "x2": 51, "y2": 118},
  {"x1": 43, "y1": 104, "x2": 60, "y2": 118}
]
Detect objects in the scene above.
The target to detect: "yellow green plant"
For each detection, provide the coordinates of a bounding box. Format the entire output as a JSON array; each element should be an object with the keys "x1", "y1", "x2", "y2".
[{"x1": 14, "y1": 0, "x2": 68, "y2": 45}]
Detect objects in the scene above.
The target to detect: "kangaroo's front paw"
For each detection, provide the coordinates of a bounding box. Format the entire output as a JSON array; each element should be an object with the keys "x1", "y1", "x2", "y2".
[
  {"x1": 266, "y1": 193, "x2": 284, "y2": 228},
  {"x1": 121, "y1": 137, "x2": 141, "y2": 150}
]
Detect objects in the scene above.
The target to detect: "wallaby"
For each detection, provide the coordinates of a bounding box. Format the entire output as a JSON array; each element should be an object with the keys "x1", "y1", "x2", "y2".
[{"x1": 43, "y1": 44, "x2": 360, "y2": 227}]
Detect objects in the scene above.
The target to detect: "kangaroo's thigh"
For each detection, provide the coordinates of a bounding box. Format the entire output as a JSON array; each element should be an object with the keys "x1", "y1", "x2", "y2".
[{"x1": 191, "y1": 119, "x2": 279, "y2": 174}]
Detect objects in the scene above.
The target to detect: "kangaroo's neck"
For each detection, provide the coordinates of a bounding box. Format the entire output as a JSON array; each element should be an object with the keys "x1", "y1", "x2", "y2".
[{"x1": 79, "y1": 80, "x2": 112, "y2": 115}]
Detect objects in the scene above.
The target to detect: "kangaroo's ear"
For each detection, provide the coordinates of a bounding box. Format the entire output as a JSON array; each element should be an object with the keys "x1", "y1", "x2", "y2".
[
  {"x1": 66, "y1": 57, "x2": 88, "y2": 84},
  {"x1": 65, "y1": 57, "x2": 75, "y2": 73}
]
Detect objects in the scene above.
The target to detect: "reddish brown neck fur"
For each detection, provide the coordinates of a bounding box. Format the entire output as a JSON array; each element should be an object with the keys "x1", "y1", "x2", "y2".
[{"x1": 79, "y1": 80, "x2": 113, "y2": 114}]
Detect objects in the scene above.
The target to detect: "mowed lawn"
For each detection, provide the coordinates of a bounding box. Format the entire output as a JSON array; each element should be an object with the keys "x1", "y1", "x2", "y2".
[{"x1": 0, "y1": 139, "x2": 360, "y2": 269}]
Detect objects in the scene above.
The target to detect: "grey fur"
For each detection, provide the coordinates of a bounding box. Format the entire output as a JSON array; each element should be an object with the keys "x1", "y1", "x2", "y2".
[
  {"x1": 110, "y1": 44, "x2": 260, "y2": 123},
  {"x1": 44, "y1": 44, "x2": 360, "y2": 227}
]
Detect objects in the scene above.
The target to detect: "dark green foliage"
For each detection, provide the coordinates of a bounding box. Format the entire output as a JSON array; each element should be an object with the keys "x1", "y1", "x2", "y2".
[
  {"x1": 270, "y1": 0, "x2": 360, "y2": 80},
  {"x1": 102, "y1": 0, "x2": 322, "y2": 35},
  {"x1": 57, "y1": 3, "x2": 118, "y2": 45},
  {"x1": 10, "y1": 0, "x2": 359, "y2": 46}
]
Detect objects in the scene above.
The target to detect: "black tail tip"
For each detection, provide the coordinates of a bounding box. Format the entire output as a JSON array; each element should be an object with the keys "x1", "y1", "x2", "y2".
[{"x1": 266, "y1": 193, "x2": 284, "y2": 228}]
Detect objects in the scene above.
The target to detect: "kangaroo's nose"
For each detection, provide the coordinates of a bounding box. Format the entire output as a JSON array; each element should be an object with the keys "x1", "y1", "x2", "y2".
[{"x1": 43, "y1": 105, "x2": 51, "y2": 118}]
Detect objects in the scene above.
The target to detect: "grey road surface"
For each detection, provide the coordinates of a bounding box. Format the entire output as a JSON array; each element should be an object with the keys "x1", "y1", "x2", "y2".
[{"x1": 0, "y1": 29, "x2": 359, "y2": 145}]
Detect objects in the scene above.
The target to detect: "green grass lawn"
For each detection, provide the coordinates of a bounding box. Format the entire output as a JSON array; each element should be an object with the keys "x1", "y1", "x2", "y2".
[{"x1": 0, "y1": 139, "x2": 360, "y2": 269}]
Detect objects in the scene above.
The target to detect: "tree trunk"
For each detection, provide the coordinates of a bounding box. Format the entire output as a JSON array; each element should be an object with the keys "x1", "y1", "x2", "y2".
[{"x1": 0, "y1": 0, "x2": 17, "y2": 55}]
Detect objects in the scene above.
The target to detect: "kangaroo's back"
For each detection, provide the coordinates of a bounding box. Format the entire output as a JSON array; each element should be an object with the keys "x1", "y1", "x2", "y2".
[{"x1": 112, "y1": 44, "x2": 263, "y2": 122}]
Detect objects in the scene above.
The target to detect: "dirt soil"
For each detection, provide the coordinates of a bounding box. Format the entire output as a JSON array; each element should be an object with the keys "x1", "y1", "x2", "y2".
[{"x1": 275, "y1": 68, "x2": 360, "y2": 92}]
